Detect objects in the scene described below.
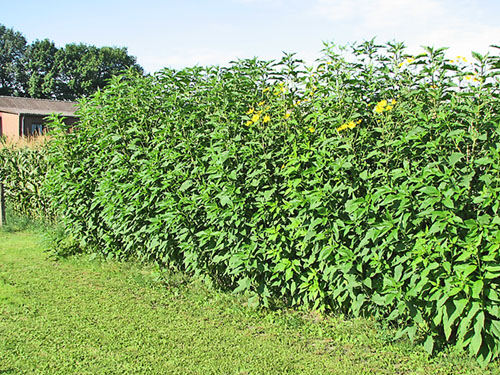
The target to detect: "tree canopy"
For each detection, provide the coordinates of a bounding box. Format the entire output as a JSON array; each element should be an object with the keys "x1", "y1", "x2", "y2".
[
  {"x1": 0, "y1": 24, "x2": 27, "y2": 96},
  {"x1": 0, "y1": 24, "x2": 144, "y2": 100}
]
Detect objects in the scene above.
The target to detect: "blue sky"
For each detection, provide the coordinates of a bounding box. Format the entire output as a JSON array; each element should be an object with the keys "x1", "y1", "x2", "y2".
[{"x1": 3, "y1": 0, "x2": 499, "y2": 72}]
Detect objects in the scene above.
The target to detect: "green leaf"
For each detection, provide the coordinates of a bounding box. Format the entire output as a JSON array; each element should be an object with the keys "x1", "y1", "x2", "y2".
[
  {"x1": 423, "y1": 335, "x2": 434, "y2": 355},
  {"x1": 234, "y1": 277, "x2": 251, "y2": 293},
  {"x1": 219, "y1": 195, "x2": 232, "y2": 207},
  {"x1": 449, "y1": 152, "x2": 464, "y2": 167},
  {"x1": 471, "y1": 280, "x2": 484, "y2": 299},
  {"x1": 179, "y1": 179, "x2": 193, "y2": 192}
]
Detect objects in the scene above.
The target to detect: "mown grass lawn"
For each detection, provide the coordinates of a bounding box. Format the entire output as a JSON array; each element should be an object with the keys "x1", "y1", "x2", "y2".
[{"x1": 0, "y1": 230, "x2": 496, "y2": 374}]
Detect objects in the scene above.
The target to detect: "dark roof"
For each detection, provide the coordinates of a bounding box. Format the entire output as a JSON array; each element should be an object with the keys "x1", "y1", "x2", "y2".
[{"x1": 0, "y1": 96, "x2": 78, "y2": 117}]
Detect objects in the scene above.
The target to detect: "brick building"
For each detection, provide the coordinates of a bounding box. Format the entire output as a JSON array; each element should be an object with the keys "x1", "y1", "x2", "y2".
[{"x1": 0, "y1": 96, "x2": 78, "y2": 138}]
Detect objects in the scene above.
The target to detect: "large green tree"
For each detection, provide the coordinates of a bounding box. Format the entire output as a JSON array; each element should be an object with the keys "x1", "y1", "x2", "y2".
[
  {"x1": 53, "y1": 43, "x2": 143, "y2": 100},
  {"x1": 0, "y1": 24, "x2": 27, "y2": 96},
  {"x1": 0, "y1": 23, "x2": 144, "y2": 100},
  {"x1": 21, "y1": 39, "x2": 59, "y2": 99}
]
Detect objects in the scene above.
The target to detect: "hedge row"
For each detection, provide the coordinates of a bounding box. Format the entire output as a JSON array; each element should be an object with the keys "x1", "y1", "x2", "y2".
[{"x1": 7, "y1": 41, "x2": 500, "y2": 364}]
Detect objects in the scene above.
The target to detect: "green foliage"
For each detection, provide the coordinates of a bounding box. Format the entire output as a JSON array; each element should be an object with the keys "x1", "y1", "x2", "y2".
[
  {"x1": 0, "y1": 24, "x2": 26, "y2": 96},
  {"x1": 44, "y1": 41, "x2": 500, "y2": 364},
  {"x1": 0, "y1": 22, "x2": 143, "y2": 100},
  {"x1": 0, "y1": 140, "x2": 55, "y2": 221},
  {"x1": 53, "y1": 43, "x2": 144, "y2": 100},
  {"x1": 21, "y1": 39, "x2": 59, "y2": 99}
]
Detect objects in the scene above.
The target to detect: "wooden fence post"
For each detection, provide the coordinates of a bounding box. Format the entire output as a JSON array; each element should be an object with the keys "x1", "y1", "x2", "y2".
[{"x1": 0, "y1": 181, "x2": 5, "y2": 226}]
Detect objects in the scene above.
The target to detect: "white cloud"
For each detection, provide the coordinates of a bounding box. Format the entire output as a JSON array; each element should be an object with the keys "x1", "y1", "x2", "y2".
[{"x1": 312, "y1": 0, "x2": 499, "y2": 56}]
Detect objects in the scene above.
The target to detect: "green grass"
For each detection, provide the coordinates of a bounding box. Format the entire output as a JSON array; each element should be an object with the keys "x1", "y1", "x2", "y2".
[{"x1": 0, "y1": 230, "x2": 497, "y2": 374}]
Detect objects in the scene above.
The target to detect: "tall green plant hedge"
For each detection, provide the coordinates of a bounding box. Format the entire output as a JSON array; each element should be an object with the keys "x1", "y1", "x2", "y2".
[{"x1": 45, "y1": 41, "x2": 500, "y2": 364}]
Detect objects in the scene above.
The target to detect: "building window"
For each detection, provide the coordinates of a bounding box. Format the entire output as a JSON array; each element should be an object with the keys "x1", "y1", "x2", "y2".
[{"x1": 30, "y1": 123, "x2": 44, "y2": 136}]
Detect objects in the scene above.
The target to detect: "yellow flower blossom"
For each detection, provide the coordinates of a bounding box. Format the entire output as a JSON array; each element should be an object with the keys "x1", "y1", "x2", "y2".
[
  {"x1": 263, "y1": 87, "x2": 270, "y2": 93},
  {"x1": 336, "y1": 123, "x2": 349, "y2": 132},
  {"x1": 284, "y1": 111, "x2": 291, "y2": 119},
  {"x1": 398, "y1": 58, "x2": 414, "y2": 68},
  {"x1": 251, "y1": 113, "x2": 260, "y2": 122},
  {"x1": 263, "y1": 114, "x2": 271, "y2": 123},
  {"x1": 465, "y1": 75, "x2": 481, "y2": 82},
  {"x1": 258, "y1": 101, "x2": 265, "y2": 106},
  {"x1": 274, "y1": 86, "x2": 286, "y2": 96},
  {"x1": 246, "y1": 108, "x2": 254, "y2": 115},
  {"x1": 246, "y1": 120, "x2": 253, "y2": 126},
  {"x1": 374, "y1": 99, "x2": 395, "y2": 114},
  {"x1": 308, "y1": 127, "x2": 315, "y2": 133},
  {"x1": 337, "y1": 119, "x2": 361, "y2": 132}
]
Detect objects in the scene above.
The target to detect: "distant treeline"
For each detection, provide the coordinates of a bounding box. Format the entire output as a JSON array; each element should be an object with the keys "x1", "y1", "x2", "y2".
[{"x1": 0, "y1": 23, "x2": 144, "y2": 101}]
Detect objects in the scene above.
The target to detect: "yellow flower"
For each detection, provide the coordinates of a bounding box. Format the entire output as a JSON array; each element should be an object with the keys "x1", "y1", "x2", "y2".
[
  {"x1": 284, "y1": 111, "x2": 291, "y2": 119},
  {"x1": 274, "y1": 86, "x2": 286, "y2": 95},
  {"x1": 374, "y1": 99, "x2": 395, "y2": 114},
  {"x1": 336, "y1": 123, "x2": 348, "y2": 132},
  {"x1": 337, "y1": 119, "x2": 361, "y2": 132},
  {"x1": 326, "y1": 61, "x2": 332, "y2": 65},
  {"x1": 308, "y1": 127, "x2": 315, "y2": 133},
  {"x1": 399, "y1": 58, "x2": 414, "y2": 68},
  {"x1": 246, "y1": 108, "x2": 254, "y2": 115},
  {"x1": 265, "y1": 105, "x2": 270, "y2": 110},
  {"x1": 245, "y1": 120, "x2": 253, "y2": 126},
  {"x1": 258, "y1": 101, "x2": 265, "y2": 106},
  {"x1": 465, "y1": 75, "x2": 480, "y2": 82},
  {"x1": 251, "y1": 113, "x2": 260, "y2": 122},
  {"x1": 263, "y1": 87, "x2": 270, "y2": 93},
  {"x1": 263, "y1": 114, "x2": 271, "y2": 123}
]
